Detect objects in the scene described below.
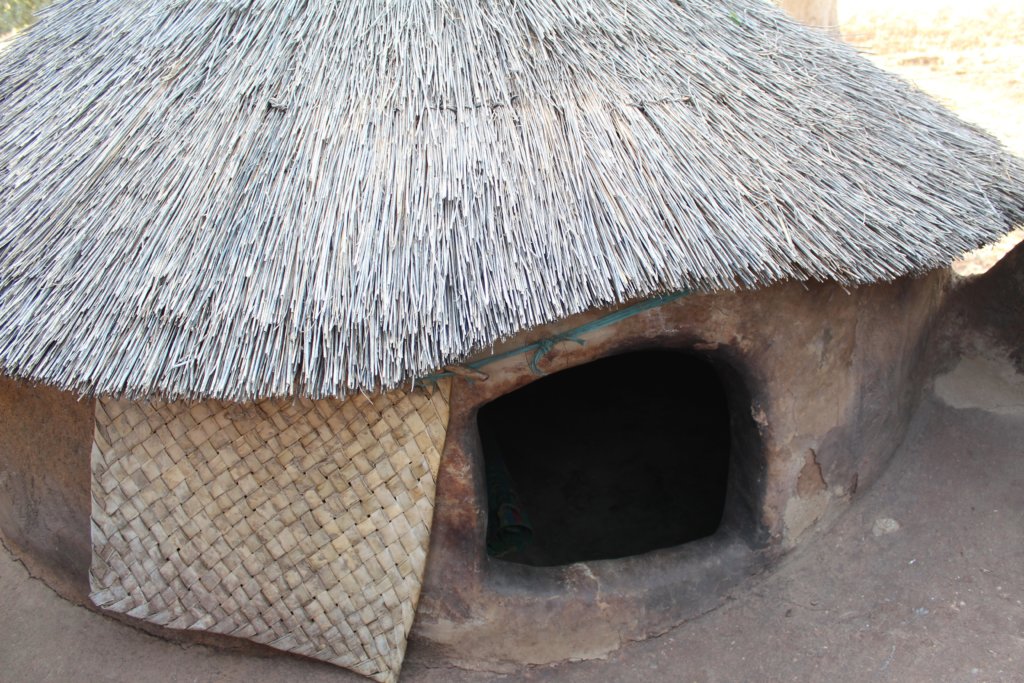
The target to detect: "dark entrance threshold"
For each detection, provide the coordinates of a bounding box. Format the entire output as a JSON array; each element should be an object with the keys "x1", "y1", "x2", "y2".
[{"x1": 478, "y1": 350, "x2": 732, "y2": 567}]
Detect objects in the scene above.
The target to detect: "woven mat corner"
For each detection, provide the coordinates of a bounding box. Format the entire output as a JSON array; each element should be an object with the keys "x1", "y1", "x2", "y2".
[{"x1": 89, "y1": 381, "x2": 451, "y2": 683}]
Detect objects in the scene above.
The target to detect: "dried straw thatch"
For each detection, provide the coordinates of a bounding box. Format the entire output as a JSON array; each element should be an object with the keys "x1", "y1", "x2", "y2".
[{"x1": 0, "y1": 0, "x2": 1022, "y2": 401}]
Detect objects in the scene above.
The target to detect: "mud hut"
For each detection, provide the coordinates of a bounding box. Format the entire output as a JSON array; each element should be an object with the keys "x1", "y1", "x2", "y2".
[{"x1": 0, "y1": 0, "x2": 1022, "y2": 681}]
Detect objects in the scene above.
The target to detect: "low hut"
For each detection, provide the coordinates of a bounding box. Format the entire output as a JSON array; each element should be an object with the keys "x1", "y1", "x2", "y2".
[{"x1": 0, "y1": 0, "x2": 1022, "y2": 680}]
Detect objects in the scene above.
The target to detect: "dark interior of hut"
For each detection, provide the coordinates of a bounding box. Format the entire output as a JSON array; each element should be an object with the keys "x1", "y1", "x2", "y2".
[{"x1": 478, "y1": 350, "x2": 733, "y2": 567}]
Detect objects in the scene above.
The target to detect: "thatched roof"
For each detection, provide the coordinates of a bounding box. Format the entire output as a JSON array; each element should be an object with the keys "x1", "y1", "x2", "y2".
[{"x1": 0, "y1": 0, "x2": 1022, "y2": 401}]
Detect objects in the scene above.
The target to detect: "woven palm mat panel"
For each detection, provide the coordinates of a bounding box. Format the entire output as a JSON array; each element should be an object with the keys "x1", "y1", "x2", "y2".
[{"x1": 89, "y1": 381, "x2": 451, "y2": 683}]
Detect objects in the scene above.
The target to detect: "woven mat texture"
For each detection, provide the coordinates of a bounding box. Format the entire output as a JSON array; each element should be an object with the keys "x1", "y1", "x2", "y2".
[{"x1": 89, "y1": 382, "x2": 451, "y2": 683}]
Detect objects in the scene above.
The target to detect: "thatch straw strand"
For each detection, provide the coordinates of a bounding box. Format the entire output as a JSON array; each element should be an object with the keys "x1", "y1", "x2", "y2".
[{"x1": 0, "y1": 0, "x2": 1021, "y2": 400}]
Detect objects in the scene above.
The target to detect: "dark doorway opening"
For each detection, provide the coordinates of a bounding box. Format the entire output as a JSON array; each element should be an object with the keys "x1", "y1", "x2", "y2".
[{"x1": 478, "y1": 349, "x2": 732, "y2": 567}]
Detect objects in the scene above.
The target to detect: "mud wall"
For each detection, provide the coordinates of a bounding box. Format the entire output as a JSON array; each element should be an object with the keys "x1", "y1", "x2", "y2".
[
  {"x1": 945, "y1": 240, "x2": 1024, "y2": 369},
  {"x1": 414, "y1": 271, "x2": 949, "y2": 667},
  {"x1": 0, "y1": 378, "x2": 94, "y2": 601}
]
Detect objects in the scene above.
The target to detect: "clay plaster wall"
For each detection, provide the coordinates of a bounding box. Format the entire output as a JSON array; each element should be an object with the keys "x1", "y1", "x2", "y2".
[
  {"x1": 946, "y1": 240, "x2": 1024, "y2": 369},
  {"x1": 414, "y1": 271, "x2": 949, "y2": 667},
  {"x1": 0, "y1": 378, "x2": 94, "y2": 601}
]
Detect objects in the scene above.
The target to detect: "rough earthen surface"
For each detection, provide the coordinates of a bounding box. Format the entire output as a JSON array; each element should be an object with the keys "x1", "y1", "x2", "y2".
[
  {"x1": 0, "y1": 378, "x2": 94, "y2": 601},
  {"x1": 414, "y1": 272, "x2": 949, "y2": 666},
  {"x1": 946, "y1": 240, "x2": 1024, "y2": 372}
]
